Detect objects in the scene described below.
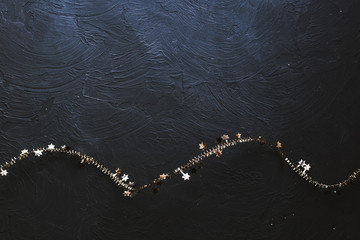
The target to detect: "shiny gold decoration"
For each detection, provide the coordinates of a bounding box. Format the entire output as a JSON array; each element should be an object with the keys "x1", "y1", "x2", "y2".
[
  {"x1": 199, "y1": 142, "x2": 206, "y2": 150},
  {"x1": 221, "y1": 135, "x2": 229, "y2": 140},
  {"x1": 215, "y1": 150, "x2": 222, "y2": 157},
  {"x1": 159, "y1": 173, "x2": 168, "y2": 180},
  {"x1": 1, "y1": 133, "x2": 359, "y2": 198}
]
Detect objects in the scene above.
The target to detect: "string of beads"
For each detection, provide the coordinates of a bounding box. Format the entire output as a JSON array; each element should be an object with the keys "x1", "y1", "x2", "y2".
[{"x1": 1, "y1": 133, "x2": 359, "y2": 197}]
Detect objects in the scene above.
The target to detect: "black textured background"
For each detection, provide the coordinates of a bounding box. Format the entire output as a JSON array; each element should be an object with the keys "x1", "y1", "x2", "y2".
[{"x1": 1, "y1": 0, "x2": 360, "y2": 239}]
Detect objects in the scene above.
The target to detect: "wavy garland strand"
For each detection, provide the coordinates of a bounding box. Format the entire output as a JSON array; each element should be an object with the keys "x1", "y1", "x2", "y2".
[{"x1": 1, "y1": 133, "x2": 359, "y2": 198}]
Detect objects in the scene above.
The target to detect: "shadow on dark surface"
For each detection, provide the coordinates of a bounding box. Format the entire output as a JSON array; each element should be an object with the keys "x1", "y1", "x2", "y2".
[{"x1": 1, "y1": 0, "x2": 360, "y2": 239}]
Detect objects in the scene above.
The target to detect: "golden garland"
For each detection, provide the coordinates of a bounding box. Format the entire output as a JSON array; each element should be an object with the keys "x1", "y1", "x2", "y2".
[{"x1": 1, "y1": 133, "x2": 359, "y2": 197}]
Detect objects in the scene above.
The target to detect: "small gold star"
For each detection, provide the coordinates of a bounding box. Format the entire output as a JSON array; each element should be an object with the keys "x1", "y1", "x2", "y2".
[
  {"x1": 276, "y1": 141, "x2": 282, "y2": 148},
  {"x1": 236, "y1": 133, "x2": 241, "y2": 139},
  {"x1": 160, "y1": 173, "x2": 168, "y2": 180},
  {"x1": 48, "y1": 144, "x2": 55, "y2": 150},
  {"x1": 215, "y1": 150, "x2": 222, "y2": 157},
  {"x1": 182, "y1": 173, "x2": 190, "y2": 181},
  {"x1": 303, "y1": 164, "x2": 311, "y2": 172},
  {"x1": 1, "y1": 169, "x2": 8, "y2": 176},
  {"x1": 121, "y1": 174, "x2": 129, "y2": 182},
  {"x1": 199, "y1": 142, "x2": 206, "y2": 150},
  {"x1": 20, "y1": 149, "x2": 29, "y2": 155},
  {"x1": 116, "y1": 168, "x2": 122, "y2": 176},
  {"x1": 123, "y1": 190, "x2": 131, "y2": 197},
  {"x1": 221, "y1": 135, "x2": 229, "y2": 140},
  {"x1": 34, "y1": 149, "x2": 43, "y2": 157}
]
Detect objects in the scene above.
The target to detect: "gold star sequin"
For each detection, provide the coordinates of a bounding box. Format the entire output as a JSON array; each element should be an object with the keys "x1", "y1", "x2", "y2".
[
  {"x1": 160, "y1": 173, "x2": 168, "y2": 180},
  {"x1": 221, "y1": 135, "x2": 229, "y2": 140},
  {"x1": 123, "y1": 190, "x2": 131, "y2": 197},
  {"x1": 236, "y1": 133, "x2": 241, "y2": 139},
  {"x1": 1, "y1": 169, "x2": 8, "y2": 176},
  {"x1": 34, "y1": 149, "x2": 43, "y2": 157},
  {"x1": 121, "y1": 174, "x2": 129, "y2": 182},
  {"x1": 276, "y1": 141, "x2": 282, "y2": 148},
  {"x1": 215, "y1": 150, "x2": 222, "y2": 157},
  {"x1": 199, "y1": 142, "x2": 206, "y2": 150},
  {"x1": 20, "y1": 149, "x2": 29, "y2": 155},
  {"x1": 48, "y1": 144, "x2": 55, "y2": 150},
  {"x1": 182, "y1": 173, "x2": 190, "y2": 181}
]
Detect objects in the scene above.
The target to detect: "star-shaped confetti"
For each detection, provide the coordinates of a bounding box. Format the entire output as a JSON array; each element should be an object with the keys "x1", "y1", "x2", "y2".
[
  {"x1": 121, "y1": 174, "x2": 129, "y2": 182},
  {"x1": 304, "y1": 164, "x2": 311, "y2": 172},
  {"x1": 116, "y1": 168, "x2": 122, "y2": 176},
  {"x1": 61, "y1": 145, "x2": 66, "y2": 150},
  {"x1": 20, "y1": 149, "x2": 29, "y2": 155},
  {"x1": 1, "y1": 169, "x2": 8, "y2": 176},
  {"x1": 160, "y1": 173, "x2": 168, "y2": 180},
  {"x1": 221, "y1": 135, "x2": 229, "y2": 140},
  {"x1": 236, "y1": 133, "x2": 241, "y2": 139},
  {"x1": 276, "y1": 141, "x2": 282, "y2": 148},
  {"x1": 123, "y1": 190, "x2": 131, "y2": 197},
  {"x1": 199, "y1": 142, "x2": 206, "y2": 150},
  {"x1": 48, "y1": 144, "x2": 55, "y2": 150},
  {"x1": 215, "y1": 150, "x2": 222, "y2": 157},
  {"x1": 34, "y1": 149, "x2": 43, "y2": 157},
  {"x1": 182, "y1": 173, "x2": 190, "y2": 181},
  {"x1": 297, "y1": 159, "x2": 305, "y2": 167}
]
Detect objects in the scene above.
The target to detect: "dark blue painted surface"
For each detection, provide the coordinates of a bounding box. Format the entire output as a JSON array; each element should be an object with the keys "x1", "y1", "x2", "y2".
[{"x1": 0, "y1": 0, "x2": 360, "y2": 239}]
